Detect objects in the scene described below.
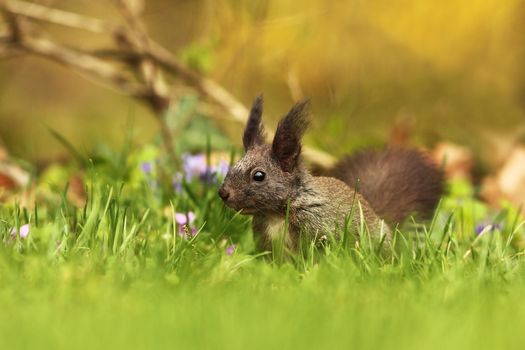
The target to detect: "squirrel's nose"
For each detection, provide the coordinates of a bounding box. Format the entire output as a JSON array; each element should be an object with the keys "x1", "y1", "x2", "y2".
[{"x1": 218, "y1": 186, "x2": 230, "y2": 201}]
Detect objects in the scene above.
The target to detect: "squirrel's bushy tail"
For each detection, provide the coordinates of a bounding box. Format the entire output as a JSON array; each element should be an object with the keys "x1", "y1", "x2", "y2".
[{"x1": 329, "y1": 148, "x2": 444, "y2": 225}]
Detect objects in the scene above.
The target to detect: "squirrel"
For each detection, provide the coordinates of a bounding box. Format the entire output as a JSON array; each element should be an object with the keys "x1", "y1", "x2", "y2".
[{"x1": 218, "y1": 96, "x2": 444, "y2": 251}]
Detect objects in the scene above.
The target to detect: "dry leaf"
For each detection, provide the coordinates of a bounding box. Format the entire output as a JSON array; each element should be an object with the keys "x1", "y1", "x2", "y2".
[
  {"x1": 68, "y1": 172, "x2": 87, "y2": 207},
  {"x1": 432, "y1": 142, "x2": 474, "y2": 180},
  {"x1": 481, "y1": 147, "x2": 525, "y2": 208},
  {"x1": 0, "y1": 162, "x2": 30, "y2": 189},
  {"x1": 0, "y1": 173, "x2": 16, "y2": 190}
]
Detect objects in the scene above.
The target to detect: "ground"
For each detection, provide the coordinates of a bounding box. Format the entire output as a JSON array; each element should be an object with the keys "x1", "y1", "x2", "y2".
[{"x1": 0, "y1": 148, "x2": 524, "y2": 350}]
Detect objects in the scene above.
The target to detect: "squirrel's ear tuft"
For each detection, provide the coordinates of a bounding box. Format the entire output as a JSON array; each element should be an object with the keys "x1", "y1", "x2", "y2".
[
  {"x1": 272, "y1": 100, "x2": 310, "y2": 172},
  {"x1": 243, "y1": 95, "x2": 266, "y2": 150}
]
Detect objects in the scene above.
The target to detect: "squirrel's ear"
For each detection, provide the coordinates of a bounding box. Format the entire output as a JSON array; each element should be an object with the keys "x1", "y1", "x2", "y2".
[
  {"x1": 243, "y1": 95, "x2": 266, "y2": 151},
  {"x1": 272, "y1": 100, "x2": 310, "y2": 172}
]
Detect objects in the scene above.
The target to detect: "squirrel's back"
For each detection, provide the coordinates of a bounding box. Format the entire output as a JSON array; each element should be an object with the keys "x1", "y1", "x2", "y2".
[{"x1": 329, "y1": 148, "x2": 444, "y2": 225}]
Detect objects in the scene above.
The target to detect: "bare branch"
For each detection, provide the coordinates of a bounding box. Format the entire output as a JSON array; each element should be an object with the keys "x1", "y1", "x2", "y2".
[
  {"x1": 116, "y1": 0, "x2": 176, "y2": 165},
  {"x1": 3, "y1": 0, "x2": 114, "y2": 33},
  {"x1": 20, "y1": 36, "x2": 147, "y2": 96},
  {"x1": 115, "y1": 0, "x2": 169, "y2": 112},
  {"x1": 0, "y1": 0, "x2": 336, "y2": 168},
  {"x1": 139, "y1": 44, "x2": 341, "y2": 167}
]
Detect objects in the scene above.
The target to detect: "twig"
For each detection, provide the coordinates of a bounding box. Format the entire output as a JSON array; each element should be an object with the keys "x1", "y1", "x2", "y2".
[
  {"x1": 116, "y1": 0, "x2": 176, "y2": 165},
  {"x1": 116, "y1": 0, "x2": 170, "y2": 110},
  {"x1": 15, "y1": 35, "x2": 147, "y2": 96},
  {"x1": 3, "y1": 0, "x2": 113, "y2": 33},
  {"x1": 0, "y1": 0, "x2": 337, "y2": 168}
]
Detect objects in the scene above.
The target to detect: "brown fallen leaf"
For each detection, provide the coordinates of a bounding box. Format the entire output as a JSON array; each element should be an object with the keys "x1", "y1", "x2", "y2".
[
  {"x1": 68, "y1": 172, "x2": 87, "y2": 207},
  {"x1": 432, "y1": 142, "x2": 474, "y2": 181},
  {"x1": 0, "y1": 162, "x2": 30, "y2": 190},
  {"x1": 481, "y1": 147, "x2": 525, "y2": 209},
  {"x1": 0, "y1": 173, "x2": 16, "y2": 190}
]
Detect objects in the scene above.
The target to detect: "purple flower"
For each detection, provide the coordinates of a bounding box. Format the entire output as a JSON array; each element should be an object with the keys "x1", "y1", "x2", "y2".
[
  {"x1": 175, "y1": 212, "x2": 197, "y2": 239},
  {"x1": 140, "y1": 161, "x2": 158, "y2": 189},
  {"x1": 214, "y1": 161, "x2": 230, "y2": 180},
  {"x1": 175, "y1": 212, "x2": 196, "y2": 225},
  {"x1": 225, "y1": 244, "x2": 236, "y2": 256},
  {"x1": 10, "y1": 224, "x2": 30, "y2": 239},
  {"x1": 182, "y1": 154, "x2": 207, "y2": 182},
  {"x1": 140, "y1": 161, "x2": 153, "y2": 174},
  {"x1": 474, "y1": 224, "x2": 484, "y2": 235},
  {"x1": 475, "y1": 222, "x2": 501, "y2": 235},
  {"x1": 178, "y1": 225, "x2": 197, "y2": 239},
  {"x1": 181, "y1": 153, "x2": 230, "y2": 185}
]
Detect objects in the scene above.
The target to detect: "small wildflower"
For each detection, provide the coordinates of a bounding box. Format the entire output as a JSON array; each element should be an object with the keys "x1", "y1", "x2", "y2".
[
  {"x1": 140, "y1": 161, "x2": 158, "y2": 190},
  {"x1": 203, "y1": 161, "x2": 230, "y2": 184},
  {"x1": 225, "y1": 244, "x2": 236, "y2": 256},
  {"x1": 10, "y1": 224, "x2": 30, "y2": 239},
  {"x1": 182, "y1": 154, "x2": 207, "y2": 182},
  {"x1": 140, "y1": 161, "x2": 153, "y2": 174},
  {"x1": 178, "y1": 225, "x2": 197, "y2": 239},
  {"x1": 475, "y1": 222, "x2": 501, "y2": 235},
  {"x1": 175, "y1": 212, "x2": 197, "y2": 239},
  {"x1": 214, "y1": 161, "x2": 230, "y2": 180},
  {"x1": 181, "y1": 153, "x2": 230, "y2": 185},
  {"x1": 175, "y1": 212, "x2": 196, "y2": 225},
  {"x1": 474, "y1": 224, "x2": 484, "y2": 235}
]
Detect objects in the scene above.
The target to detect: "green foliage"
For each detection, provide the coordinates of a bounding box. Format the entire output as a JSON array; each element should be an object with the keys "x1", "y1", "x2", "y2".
[
  {"x1": 0, "y1": 143, "x2": 524, "y2": 349},
  {"x1": 179, "y1": 40, "x2": 217, "y2": 74},
  {"x1": 163, "y1": 95, "x2": 232, "y2": 152}
]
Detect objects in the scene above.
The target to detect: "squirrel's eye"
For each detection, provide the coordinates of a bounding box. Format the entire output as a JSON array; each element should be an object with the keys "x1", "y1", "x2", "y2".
[{"x1": 253, "y1": 171, "x2": 266, "y2": 182}]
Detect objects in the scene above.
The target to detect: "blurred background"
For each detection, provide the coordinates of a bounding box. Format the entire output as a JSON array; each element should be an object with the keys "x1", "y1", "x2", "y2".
[{"x1": 0, "y1": 0, "x2": 524, "y2": 161}]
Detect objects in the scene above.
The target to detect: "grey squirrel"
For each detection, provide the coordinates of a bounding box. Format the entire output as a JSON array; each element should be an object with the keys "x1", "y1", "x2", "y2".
[{"x1": 218, "y1": 96, "x2": 444, "y2": 251}]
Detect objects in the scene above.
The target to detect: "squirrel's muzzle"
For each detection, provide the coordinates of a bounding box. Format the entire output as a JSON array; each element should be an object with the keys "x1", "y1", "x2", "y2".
[{"x1": 218, "y1": 186, "x2": 230, "y2": 201}]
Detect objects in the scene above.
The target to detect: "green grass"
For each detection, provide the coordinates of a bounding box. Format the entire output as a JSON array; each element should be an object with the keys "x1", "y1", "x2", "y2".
[{"x1": 1, "y1": 145, "x2": 525, "y2": 350}]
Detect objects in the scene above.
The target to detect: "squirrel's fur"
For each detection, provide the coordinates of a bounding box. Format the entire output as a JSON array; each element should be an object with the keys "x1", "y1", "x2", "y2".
[
  {"x1": 329, "y1": 148, "x2": 444, "y2": 225},
  {"x1": 218, "y1": 97, "x2": 444, "y2": 251}
]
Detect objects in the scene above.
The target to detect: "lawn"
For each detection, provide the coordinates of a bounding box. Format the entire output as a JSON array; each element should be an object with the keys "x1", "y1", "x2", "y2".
[{"x1": 1, "y1": 144, "x2": 524, "y2": 350}]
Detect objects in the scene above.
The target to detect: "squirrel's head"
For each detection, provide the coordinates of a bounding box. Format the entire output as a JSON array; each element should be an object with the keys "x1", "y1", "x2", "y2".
[{"x1": 218, "y1": 96, "x2": 310, "y2": 215}]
